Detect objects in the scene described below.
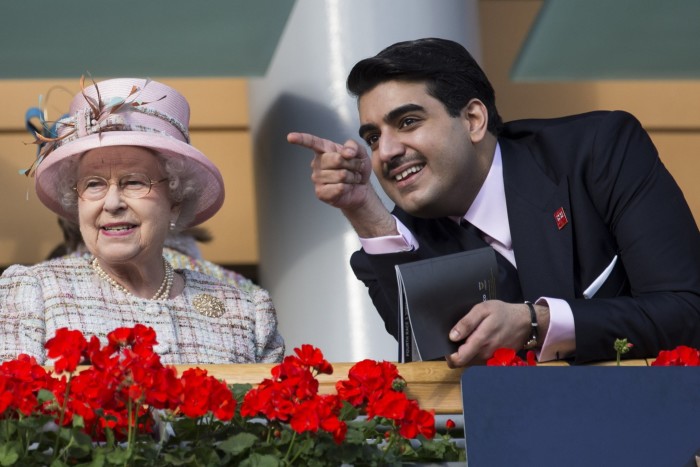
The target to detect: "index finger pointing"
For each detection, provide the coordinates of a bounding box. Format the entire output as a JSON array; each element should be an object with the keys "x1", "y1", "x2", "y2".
[{"x1": 287, "y1": 132, "x2": 344, "y2": 154}]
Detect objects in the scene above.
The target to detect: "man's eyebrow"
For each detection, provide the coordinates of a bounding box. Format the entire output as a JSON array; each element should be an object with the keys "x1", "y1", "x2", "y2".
[
  {"x1": 385, "y1": 103, "x2": 425, "y2": 125},
  {"x1": 358, "y1": 103, "x2": 426, "y2": 139}
]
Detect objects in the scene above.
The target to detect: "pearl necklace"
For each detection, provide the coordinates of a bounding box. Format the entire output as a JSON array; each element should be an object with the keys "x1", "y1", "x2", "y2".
[{"x1": 92, "y1": 256, "x2": 174, "y2": 300}]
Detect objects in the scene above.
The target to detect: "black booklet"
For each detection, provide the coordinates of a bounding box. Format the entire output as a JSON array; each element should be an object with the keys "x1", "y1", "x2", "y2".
[{"x1": 396, "y1": 247, "x2": 498, "y2": 362}]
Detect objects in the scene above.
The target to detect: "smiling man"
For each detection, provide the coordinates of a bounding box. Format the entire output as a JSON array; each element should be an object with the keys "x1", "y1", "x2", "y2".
[{"x1": 287, "y1": 37, "x2": 700, "y2": 366}]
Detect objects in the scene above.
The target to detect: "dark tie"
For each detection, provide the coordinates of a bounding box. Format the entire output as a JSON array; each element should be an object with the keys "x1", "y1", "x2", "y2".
[{"x1": 460, "y1": 219, "x2": 523, "y2": 303}]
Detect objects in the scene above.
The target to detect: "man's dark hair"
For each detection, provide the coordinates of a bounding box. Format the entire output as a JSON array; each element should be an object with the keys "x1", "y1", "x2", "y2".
[{"x1": 347, "y1": 37, "x2": 503, "y2": 135}]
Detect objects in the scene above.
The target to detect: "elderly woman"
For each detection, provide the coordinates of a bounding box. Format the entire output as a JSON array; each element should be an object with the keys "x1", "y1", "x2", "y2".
[{"x1": 0, "y1": 78, "x2": 285, "y2": 364}]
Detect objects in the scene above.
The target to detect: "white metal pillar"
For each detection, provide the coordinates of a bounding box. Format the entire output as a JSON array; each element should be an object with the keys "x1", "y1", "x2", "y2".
[{"x1": 249, "y1": 0, "x2": 481, "y2": 361}]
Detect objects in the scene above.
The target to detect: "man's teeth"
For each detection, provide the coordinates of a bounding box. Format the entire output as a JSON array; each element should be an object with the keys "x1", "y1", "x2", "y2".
[
  {"x1": 395, "y1": 165, "x2": 423, "y2": 181},
  {"x1": 103, "y1": 225, "x2": 132, "y2": 231}
]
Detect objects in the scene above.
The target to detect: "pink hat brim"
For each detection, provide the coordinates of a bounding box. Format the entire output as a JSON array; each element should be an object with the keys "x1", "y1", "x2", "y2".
[{"x1": 34, "y1": 131, "x2": 225, "y2": 227}]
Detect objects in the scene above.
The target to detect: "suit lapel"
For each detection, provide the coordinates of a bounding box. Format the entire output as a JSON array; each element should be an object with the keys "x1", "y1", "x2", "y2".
[{"x1": 500, "y1": 138, "x2": 576, "y2": 300}]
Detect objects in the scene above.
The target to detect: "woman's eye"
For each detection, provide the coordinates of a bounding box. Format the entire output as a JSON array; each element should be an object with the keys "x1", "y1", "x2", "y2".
[
  {"x1": 84, "y1": 179, "x2": 107, "y2": 189},
  {"x1": 122, "y1": 178, "x2": 148, "y2": 188}
]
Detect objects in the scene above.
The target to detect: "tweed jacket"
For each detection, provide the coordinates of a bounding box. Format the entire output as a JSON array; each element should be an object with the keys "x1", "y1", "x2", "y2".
[{"x1": 0, "y1": 256, "x2": 285, "y2": 364}]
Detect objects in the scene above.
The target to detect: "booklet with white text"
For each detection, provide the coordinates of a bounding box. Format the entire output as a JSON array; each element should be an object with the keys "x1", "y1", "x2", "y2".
[{"x1": 396, "y1": 247, "x2": 498, "y2": 362}]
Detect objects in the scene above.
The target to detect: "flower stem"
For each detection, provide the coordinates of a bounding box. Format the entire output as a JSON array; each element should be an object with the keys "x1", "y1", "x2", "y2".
[
  {"x1": 52, "y1": 373, "x2": 73, "y2": 463},
  {"x1": 284, "y1": 430, "x2": 297, "y2": 462},
  {"x1": 381, "y1": 429, "x2": 397, "y2": 462},
  {"x1": 613, "y1": 338, "x2": 632, "y2": 367},
  {"x1": 125, "y1": 396, "x2": 135, "y2": 467}
]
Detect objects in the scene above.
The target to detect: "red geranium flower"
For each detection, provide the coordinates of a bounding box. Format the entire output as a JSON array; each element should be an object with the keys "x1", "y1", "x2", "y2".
[
  {"x1": 0, "y1": 354, "x2": 54, "y2": 416},
  {"x1": 0, "y1": 326, "x2": 464, "y2": 464},
  {"x1": 398, "y1": 400, "x2": 436, "y2": 440},
  {"x1": 0, "y1": 377, "x2": 13, "y2": 414},
  {"x1": 179, "y1": 368, "x2": 215, "y2": 418},
  {"x1": 366, "y1": 389, "x2": 409, "y2": 421},
  {"x1": 487, "y1": 348, "x2": 537, "y2": 366},
  {"x1": 45, "y1": 328, "x2": 88, "y2": 373},
  {"x1": 289, "y1": 397, "x2": 322, "y2": 433},
  {"x1": 294, "y1": 344, "x2": 333, "y2": 375},
  {"x1": 336, "y1": 359, "x2": 400, "y2": 406},
  {"x1": 209, "y1": 380, "x2": 236, "y2": 421},
  {"x1": 317, "y1": 395, "x2": 347, "y2": 444},
  {"x1": 335, "y1": 378, "x2": 364, "y2": 406},
  {"x1": 107, "y1": 327, "x2": 133, "y2": 348},
  {"x1": 130, "y1": 324, "x2": 158, "y2": 357},
  {"x1": 651, "y1": 345, "x2": 700, "y2": 366}
]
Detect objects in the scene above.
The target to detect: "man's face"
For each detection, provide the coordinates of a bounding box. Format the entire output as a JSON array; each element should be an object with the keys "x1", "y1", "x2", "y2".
[{"x1": 358, "y1": 81, "x2": 487, "y2": 218}]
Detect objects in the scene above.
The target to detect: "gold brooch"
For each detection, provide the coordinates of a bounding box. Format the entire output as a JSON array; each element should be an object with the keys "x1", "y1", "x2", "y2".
[{"x1": 193, "y1": 294, "x2": 225, "y2": 318}]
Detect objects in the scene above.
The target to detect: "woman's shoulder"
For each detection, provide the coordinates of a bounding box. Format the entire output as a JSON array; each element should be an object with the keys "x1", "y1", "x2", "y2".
[
  {"x1": 179, "y1": 268, "x2": 268, "y2": 299},
  {"x1": 1, "y1": 257, "x2": 93, "y2": 297},
  {"x1": 3, "y1": 256, "x2": 91, "y2": 277},
  {"x1": 165, "y1": 250, "x2": 261, "y2": 294}
]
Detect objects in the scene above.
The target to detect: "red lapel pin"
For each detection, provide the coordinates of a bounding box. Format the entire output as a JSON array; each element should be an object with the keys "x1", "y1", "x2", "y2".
[{"x1": 554, "y1": 207, "x2": 568, "y2": 230}]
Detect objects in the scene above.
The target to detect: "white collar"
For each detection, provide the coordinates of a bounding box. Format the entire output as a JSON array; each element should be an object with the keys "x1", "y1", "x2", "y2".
[{"x1": 461, "y1": 144, "x2": 512, "y2": 250}]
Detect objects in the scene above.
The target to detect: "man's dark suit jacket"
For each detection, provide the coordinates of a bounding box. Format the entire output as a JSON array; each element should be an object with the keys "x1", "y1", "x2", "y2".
[{"x1": 351, "y1": 110, "x2": 700, "y2": 363}]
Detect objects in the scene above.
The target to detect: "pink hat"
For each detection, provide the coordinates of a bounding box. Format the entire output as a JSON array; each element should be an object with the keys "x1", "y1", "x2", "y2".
[{"x1": 30, "y1": 77, "x2": 225, "y2": 227}]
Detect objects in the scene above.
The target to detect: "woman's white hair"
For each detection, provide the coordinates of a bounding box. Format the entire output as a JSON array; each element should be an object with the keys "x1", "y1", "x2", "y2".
[{"x1": 56, "y1": 150, "x2": 202, "y2": 230}]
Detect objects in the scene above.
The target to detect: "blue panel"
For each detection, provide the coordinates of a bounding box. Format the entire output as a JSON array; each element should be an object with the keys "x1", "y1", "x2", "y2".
[
  {"x1": 511, "y1": 0, "x2": 700, "y2": 80},
  {"x1": 462, "y1": 367, "x2": 700, "y2": 466},
  {"x1": 0, "y1": 0, "x2": 295, "y2": 78}
]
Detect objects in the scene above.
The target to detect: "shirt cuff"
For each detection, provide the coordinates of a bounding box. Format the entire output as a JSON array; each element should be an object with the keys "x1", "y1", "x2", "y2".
[
  {"x1": 358, "y1": 216, "x2": 418, "y2": 254},
  {"x1": 535, "y1": 297, "x2": 576, "y2": 362}
]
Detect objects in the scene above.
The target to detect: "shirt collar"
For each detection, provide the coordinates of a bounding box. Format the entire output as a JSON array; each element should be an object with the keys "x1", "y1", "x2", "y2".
[{"x1": 460, "y1": 144, "x2": 512, "y2": 250}]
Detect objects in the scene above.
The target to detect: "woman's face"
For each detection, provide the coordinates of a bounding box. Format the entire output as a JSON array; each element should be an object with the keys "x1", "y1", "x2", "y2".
[{"x1": 76, "y1": 146, "x2": 179, "y2": 267}]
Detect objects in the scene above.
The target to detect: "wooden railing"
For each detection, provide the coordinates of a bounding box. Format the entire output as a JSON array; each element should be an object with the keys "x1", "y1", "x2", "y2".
[{"x1": 173, "y1": 359, "x2": 651, "y2": 415}]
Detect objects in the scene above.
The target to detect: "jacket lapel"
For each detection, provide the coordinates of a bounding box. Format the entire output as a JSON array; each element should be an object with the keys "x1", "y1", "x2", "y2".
[{"x1": 499, "y1": 138, "x2": 576, "y2": 300}]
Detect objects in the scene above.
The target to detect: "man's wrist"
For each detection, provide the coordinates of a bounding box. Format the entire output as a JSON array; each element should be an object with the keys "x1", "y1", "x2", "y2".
[
  {"x1": 522, "y1": 301, "x2": 539, "y2": 349},
  {"x1": 342, "y1": 192, "x2": 397, "y2": 238}
]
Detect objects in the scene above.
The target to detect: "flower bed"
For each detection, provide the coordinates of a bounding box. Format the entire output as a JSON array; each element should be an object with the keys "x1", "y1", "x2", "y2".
[{"x1": 0, "y1": 325, "x2": 464, "y2": 466}]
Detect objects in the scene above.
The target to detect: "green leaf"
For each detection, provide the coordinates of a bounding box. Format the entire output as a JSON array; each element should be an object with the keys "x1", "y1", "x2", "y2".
[
  {"x1": 230, "y1": 383, "x2": 253, "y2": 401},
  {"x1": 276, "y1": 428, "x2": 294, "y2": 444},
  {"x1": 343, "y1": 425, "x2": 370, "y2": 445},
  {"x1": 71, "y1": 414, "x2": 86, "y2": 430},
  {"x1": 239, "y1": 452, "x2": 281, "y2": 467},
  {"x1": 161, "y1": 452, "x2": 198, "y2": 465},
  {"x1": 0, "y1": 443, "x2": 20, "y2": 466},
  {"x1": 38, "y1": 388, "x2": 57, "y2": 404},
  {"x1": 218, "y1": 432, "x2": 258, "y2": 455},
  {"x1": 65, "y1": 433, "x2": 94, "y2": 458},
  {"x1": 403, "y1": 435, "x2": 467, "y2": 463},
  {"x1": 75, "y1": 451, "x2": 106, "y2": 467},
  {"x1": 105, "y1": 446, "x2": 133, "y2": 464},
  {"x1": 338, "y1": 401, "x2": 360, "y2": 420},
  {"x1": 0, "y1": 420, "x2": 18, "y2": 440},
  {"x1": 292, "y1": 436, "x2": 315, "y2": 456}
]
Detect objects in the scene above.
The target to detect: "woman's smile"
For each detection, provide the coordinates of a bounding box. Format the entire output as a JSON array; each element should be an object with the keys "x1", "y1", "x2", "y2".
[{"x1": 100, "y1": 222, "x2": 138, "y2": 236}]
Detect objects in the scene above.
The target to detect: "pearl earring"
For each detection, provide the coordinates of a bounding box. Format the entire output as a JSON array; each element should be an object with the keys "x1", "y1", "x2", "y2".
[{"x1": 169, "y1": 221, "x2": 176, "y2": 231}]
